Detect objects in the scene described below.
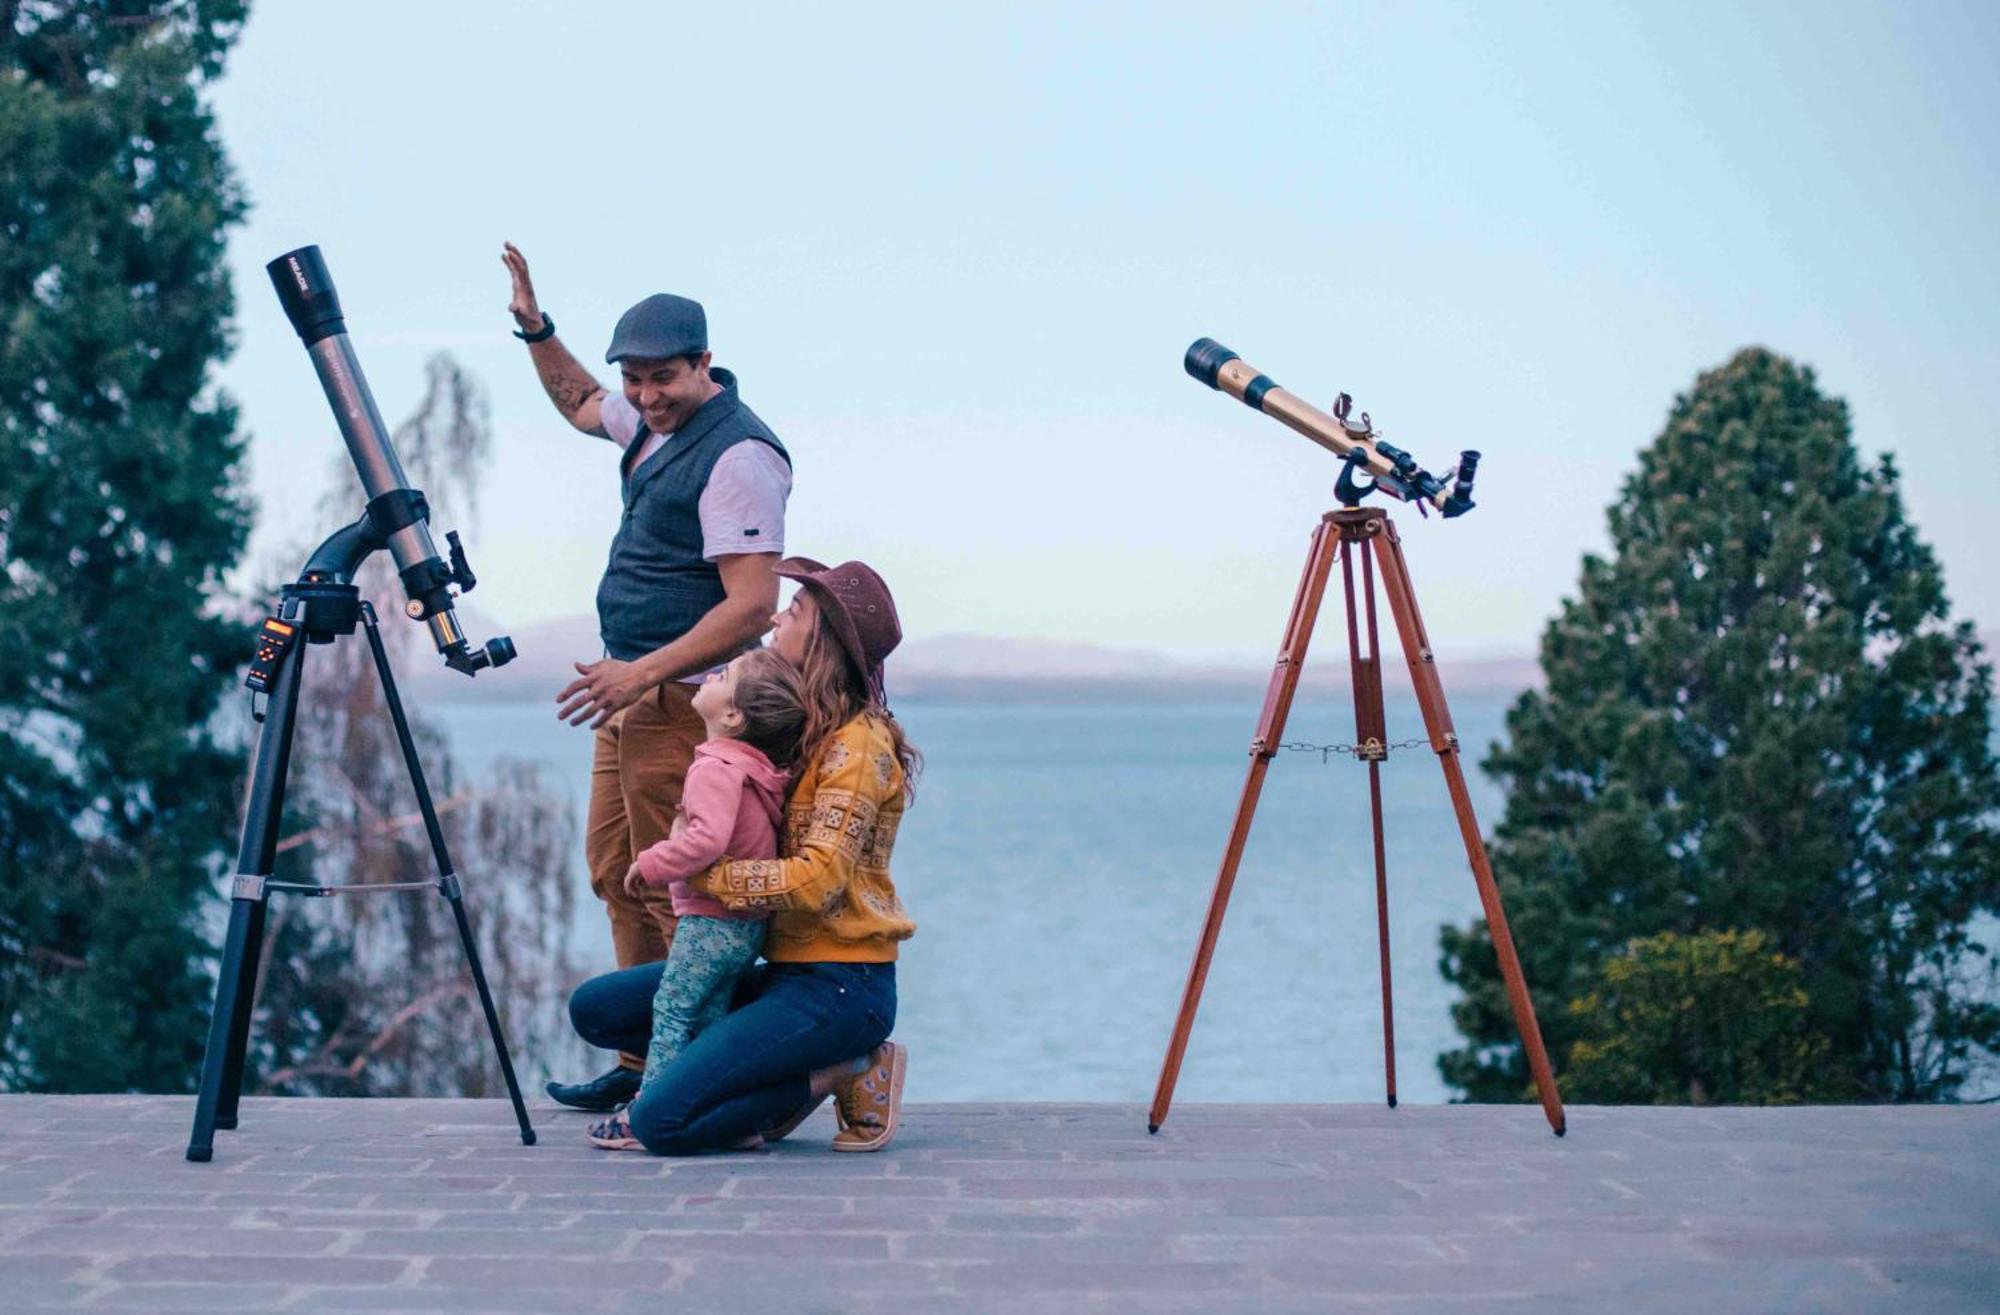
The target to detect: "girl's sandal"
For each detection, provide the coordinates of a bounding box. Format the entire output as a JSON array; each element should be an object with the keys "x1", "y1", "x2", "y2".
[
  {"x1": 831, "y1": 1041, "x2": 906, "y2": 1152},
  {"x1": 586, "y1": 1113, "x2": 643, "y2": 1151}
]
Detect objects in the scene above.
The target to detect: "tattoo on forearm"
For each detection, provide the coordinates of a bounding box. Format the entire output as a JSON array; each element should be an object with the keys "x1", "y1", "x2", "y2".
[
  {"x1": 532, "y1": 349, "x2": 603, "y2": 417},
  {"x1": 559, "y1": 380, "x2": 605, "y2": 415}
]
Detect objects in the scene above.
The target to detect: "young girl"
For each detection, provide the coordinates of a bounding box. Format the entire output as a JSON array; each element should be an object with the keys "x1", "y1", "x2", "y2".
[{"x1": 588, "y1": 647, "x2": 806, "y2": 1148}]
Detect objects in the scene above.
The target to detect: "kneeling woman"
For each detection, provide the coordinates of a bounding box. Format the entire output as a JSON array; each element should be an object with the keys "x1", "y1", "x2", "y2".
[{"x1": 570, "y1": 559, "x2": 920, "y2": 1153}]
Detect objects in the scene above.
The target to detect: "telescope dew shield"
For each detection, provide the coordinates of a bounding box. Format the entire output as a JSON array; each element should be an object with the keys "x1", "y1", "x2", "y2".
[
  {"x1": 271, "y1": 245, "x2": 348, "y2": 346},
  {"x1": 269, "y1": 245, "x2": 514, "y2": 674}
]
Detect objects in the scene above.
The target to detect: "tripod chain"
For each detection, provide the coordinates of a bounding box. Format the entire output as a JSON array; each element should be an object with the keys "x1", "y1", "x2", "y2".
[{"x1": 1277, "y1": 735, "x2": 1432, "y2": 763}]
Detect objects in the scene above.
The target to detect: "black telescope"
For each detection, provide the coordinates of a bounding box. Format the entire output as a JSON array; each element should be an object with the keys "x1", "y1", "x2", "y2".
[
  {"x1": 1185, "y1": 338, "x2": 1479, "y2": 518},
  {"x1": 189, "y1": 249, "x2": 537, "y2": 1164},
  {"x1": 269, "y1": 246, "x2": 514, "y2": 673}
]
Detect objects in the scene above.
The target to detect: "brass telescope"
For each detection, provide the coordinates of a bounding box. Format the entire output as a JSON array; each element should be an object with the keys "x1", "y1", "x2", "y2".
[
  {"x1": 1185, "y1": 338, "x2": 1479, "y2": 517},
  {"x1": 1151, "y1": 340, "x2": 1568, "y2": 1145}
]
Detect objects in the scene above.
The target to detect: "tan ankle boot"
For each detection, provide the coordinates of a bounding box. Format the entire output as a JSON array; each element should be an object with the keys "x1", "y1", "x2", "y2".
[{"x1": 831, "y1": 1041, "x2": 906, "y2": 1152}]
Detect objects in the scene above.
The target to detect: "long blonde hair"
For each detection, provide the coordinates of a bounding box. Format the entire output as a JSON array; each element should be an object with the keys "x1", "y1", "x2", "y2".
[{"x1": 795, "y1": 607, "x2": 922, "y2": 803}]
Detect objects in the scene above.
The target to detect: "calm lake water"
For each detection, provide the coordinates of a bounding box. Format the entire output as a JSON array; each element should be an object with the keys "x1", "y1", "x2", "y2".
[{"x1": 430, "y1": 690, "x2": 1516, "y2": 1106}]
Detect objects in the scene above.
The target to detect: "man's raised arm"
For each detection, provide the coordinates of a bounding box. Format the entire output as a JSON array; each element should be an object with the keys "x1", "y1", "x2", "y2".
[{"x1": 502, "y1": 241, "x2": 607, "y2": 436}]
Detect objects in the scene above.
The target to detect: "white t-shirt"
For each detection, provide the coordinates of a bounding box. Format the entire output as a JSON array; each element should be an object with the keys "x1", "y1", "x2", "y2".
[{"x1": 599, "y1": 390, "x2": 791, "y2": 682}]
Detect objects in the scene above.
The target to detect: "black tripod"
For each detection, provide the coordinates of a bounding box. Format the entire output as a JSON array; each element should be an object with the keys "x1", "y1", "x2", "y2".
[{"x1": 186, "y1": 517, "x2": 536, "y2": 1161}]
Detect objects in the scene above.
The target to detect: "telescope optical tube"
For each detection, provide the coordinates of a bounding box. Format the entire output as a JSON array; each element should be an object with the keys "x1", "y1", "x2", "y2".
[
  {"x1": 1183, "y1": 338, "x2": 1475, "y2": 516},
  {"x1": 1184, "y1": 338, "x2": 1403, "y2": 480},
  {"x1": 269, "y1": 246, "x2": 514, "y2": 674}
]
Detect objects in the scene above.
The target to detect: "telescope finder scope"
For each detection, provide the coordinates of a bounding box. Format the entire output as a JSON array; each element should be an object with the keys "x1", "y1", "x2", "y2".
[
  {"x1": 1183, "y1": 337, "x2": 1479, "y2": 519},
  {"x1": 268, "y1": 245, "x2": 514, "y2": 676}
]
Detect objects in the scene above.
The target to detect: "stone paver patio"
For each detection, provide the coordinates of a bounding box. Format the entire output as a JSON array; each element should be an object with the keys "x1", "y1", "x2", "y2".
[{"x1": 0, "y1": 1096, "x2": 1995, "y2": 1312}]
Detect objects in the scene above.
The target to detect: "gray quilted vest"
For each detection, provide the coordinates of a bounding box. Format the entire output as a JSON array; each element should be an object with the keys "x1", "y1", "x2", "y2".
[{"x1": 594, "y1": 368, "x2": 790, "y2": 661}]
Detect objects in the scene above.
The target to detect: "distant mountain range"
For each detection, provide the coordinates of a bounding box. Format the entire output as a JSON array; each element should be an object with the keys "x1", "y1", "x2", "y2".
[{"x1": 409, "y1": 610, "x2": 1546, "y2": 703}]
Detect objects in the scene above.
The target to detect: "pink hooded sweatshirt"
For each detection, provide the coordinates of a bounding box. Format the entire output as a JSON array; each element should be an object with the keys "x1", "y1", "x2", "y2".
[{"x1": 632, "y1": 740, "x2": 790, "y2": 920}]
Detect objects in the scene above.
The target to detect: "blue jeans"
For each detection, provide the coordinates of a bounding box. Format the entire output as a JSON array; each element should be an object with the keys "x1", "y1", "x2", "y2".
[{"x1": 568, "y1": 960, "x2": 896, "y2": 1155}]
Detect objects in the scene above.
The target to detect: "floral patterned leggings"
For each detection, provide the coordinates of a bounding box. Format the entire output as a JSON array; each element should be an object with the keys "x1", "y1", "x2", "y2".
[{"x1": 641, "y1": 915, "x2": 767, "y2": 1088}]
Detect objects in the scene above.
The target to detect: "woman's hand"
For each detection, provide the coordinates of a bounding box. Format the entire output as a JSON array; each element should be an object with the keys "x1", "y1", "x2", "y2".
[
  {"x1": 622, "y1": 860, "x2": 647, "y2": 898},
  {"x1": 501, "y1": 241, "x2": 543, "y2": 332},
  {"x1": 558, "y1": 658, "x2": 651, "y2": 728}
]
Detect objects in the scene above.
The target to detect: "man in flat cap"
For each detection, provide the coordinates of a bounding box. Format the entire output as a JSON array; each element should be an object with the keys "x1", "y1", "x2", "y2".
[{"x1": 502, "y1": 242, "x2": 792, "y2": 1111}]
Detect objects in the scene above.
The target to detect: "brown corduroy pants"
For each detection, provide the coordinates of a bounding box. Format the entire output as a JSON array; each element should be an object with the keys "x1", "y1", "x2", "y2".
[{"x1": 585, "y1": 680, "x2": 706, "y2": 1071}]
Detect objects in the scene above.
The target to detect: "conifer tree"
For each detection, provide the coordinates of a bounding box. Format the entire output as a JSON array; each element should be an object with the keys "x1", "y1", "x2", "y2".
[
  {"x1": 1440, "y1": 348, "x2": 2000, "y2": 1103},
  {"x1": 0, "y1": 1, "x2": 251, "y2": 1091}
]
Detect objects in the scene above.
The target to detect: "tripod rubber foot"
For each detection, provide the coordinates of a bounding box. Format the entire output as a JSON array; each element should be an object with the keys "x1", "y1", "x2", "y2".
[
  {"x1": 185, "y1": 1145, "x2": 212, "y2": 1163},
  {"x1": 1387, "y1": 1095, "x2": 1397, "y2": 1109},
  {"x1": 1147, "y1": 1123, "x2": 1159, "y2": 1135},
  {"x1": 1553, "y1": 1120, "x2": 1567, "y2": 1138},
  {"x1": 520, "y1": 1128, "x2": 537, "y2": 1146}
]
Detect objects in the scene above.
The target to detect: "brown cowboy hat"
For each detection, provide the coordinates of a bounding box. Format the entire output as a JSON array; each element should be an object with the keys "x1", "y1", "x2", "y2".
[{"x1": 775, "y1": 557, "x2": 902, "y2": 701}]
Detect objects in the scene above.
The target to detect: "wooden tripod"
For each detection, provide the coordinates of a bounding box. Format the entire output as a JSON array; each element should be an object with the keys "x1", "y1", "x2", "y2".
[{"x1": 1149, "y1": 506, "x2": 1566, "y2": 1136}]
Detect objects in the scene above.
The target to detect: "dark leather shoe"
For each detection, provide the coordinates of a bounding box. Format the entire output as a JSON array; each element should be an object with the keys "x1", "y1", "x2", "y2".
[{"x1": 546, "y1": 1066, "x2": 641, "y2": 1112}]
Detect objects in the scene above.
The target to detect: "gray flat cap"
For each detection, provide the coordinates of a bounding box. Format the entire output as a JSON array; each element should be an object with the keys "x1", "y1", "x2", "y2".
[{"x1": 604, "y1": 293, "x2": 707, "y2": 364}]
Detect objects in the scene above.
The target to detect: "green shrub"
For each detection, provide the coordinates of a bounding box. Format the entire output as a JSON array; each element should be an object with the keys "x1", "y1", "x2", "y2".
[{"x1": 1563, "y1": 929, "x2": 1849, "y2": 1104}]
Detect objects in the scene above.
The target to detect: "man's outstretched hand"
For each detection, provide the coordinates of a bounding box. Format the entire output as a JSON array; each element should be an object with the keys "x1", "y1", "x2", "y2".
[
  {"x1": 501, "y1": 241, "x2": 543, "y2": 332},
  {"x1": 558, "y1": 657, "x2": 651, "y2": 729}
]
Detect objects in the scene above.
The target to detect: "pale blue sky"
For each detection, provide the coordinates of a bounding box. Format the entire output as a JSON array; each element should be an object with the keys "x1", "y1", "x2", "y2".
[{"x1": 212, "y1": 1, "x2": 1999, "y2": 664}]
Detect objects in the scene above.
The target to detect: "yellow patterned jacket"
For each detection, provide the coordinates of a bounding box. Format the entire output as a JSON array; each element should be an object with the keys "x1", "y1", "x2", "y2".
[{"x1": 691, "y1": 713, "x2": 914, "y2": 962}]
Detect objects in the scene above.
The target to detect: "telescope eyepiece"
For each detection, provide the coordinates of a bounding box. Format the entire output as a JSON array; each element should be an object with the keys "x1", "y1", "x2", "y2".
[
  {"x1": 1442, "y1": 450, "x2": 1481, "y2": 518},
  {"x1": 268, "y1": 245, "x2": 348, "y2": 346},
  {"x1": 441, "y1": 632, "x2": 517, "y2": 676},
  {"x1": 1184, "y1": 338, "x2": 1239, "y2": 390}
]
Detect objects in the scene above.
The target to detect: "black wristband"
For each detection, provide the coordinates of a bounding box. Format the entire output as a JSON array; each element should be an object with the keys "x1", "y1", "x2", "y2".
[{"x1": 513, "y1": 313, "x2": 555, "y2": 343}]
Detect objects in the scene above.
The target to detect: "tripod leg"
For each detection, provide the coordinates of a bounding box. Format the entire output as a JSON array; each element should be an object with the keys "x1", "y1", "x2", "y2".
[
  {"x1": 361, "y1": 610, "x2": 536, "y2": 1147},
  {"x1": 1340, "y1": 532, "x2": 1396, "y2": 1108},
  {"x1": 1150, "y1": 518, "x2": 1341, "y2": 1133},
  {"x1": 443, "y1": 892, "x2": 537, "y2": 1146},
  {"x1": 1371, "y1": 516, "x2": 1567, "y2": 1136},
  {"x1": 190, "y1": 630, "x2": 306, "y2": 1162},
  {"x1": 213, "y1": 899, "x2": 267, "y2": 1130},
  {"x1": 188, "y1": 899, "x2": 258, "y2": 1160}
]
